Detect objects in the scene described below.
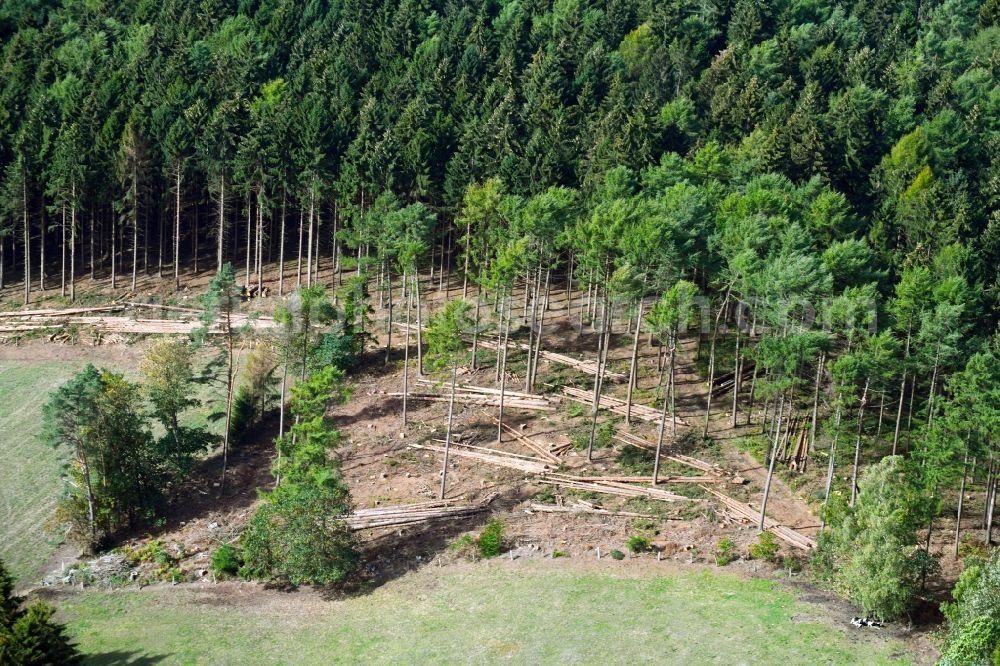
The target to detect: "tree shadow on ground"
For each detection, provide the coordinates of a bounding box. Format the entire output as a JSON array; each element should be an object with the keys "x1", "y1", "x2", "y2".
[{"x1": 84, "y1": 650, "x2": 170, "y2": 665}]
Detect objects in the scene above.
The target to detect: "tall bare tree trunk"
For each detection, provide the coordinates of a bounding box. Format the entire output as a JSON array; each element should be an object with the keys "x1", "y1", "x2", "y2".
[
  {"x1": 625, "y1": 299, "x2": 644, "y2": 425},
  {"x1": 174, "y1": 165, "x2": 182, "y2": 289},
  {"x1": 415, "y1": 269, "x2": 425, "y2": 376},
  {"x1": 217, "y1": 175, "x2": 225, "y2": 272},
  {"x1": 402, "y1": 269, "x2": 411, "y2": 426},
  {"x1": 296, "y1": 209, "x2": 303, "y2": 287},
  {"x1": 22, "y1": 170, "x2": 30, "y2": 304},
  {"x1": 70, "y1": 186, "x2": 76, "y2": 302},
  {"x1": 809, "y1": 351, "x2": 824, "y2": 451},
  {"x1": 850, "y1": 378, "x2": 870, "y2": 507},
  {"x1": 703, "y1": 288, "x2": 732, "y2": 437},
  {"x1": 587, "y1": 288, "x2": 612, "y2": 462},
  {"x1": 278, "y1": 189, "x2": 286, "y2": 296},
  {"x1": 439, "y1": 362, "x2": 459, "y2": 499},
  {"x1": 820, "y1": 398, "x2": 843, "y2": 531},
  {"x1": 759, "y1": 391, "x2": 786, "y2": 531},
  {"x1": 497, "y1": 291, "x2": 511, "y2": 442},
  {"x1": 892, "y1": 331, "x2": 911, "y2": 455},
  {"x1": 955, "y1": 449, "x2": 969, "y2": 557},
  {"x1": 306, "y1": 189, "x2": 315, "y2": 288},
  {"x1": 61, "y1": 204, "x2": 66, "y2": 297}
]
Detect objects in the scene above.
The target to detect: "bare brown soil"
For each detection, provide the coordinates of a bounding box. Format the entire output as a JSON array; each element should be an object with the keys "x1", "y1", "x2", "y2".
[{"x1": 2, "y1": 263, "x2": 949, "y2": 659}]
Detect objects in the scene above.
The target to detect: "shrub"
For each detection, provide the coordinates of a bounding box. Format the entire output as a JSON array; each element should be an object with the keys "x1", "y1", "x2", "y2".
[
  {"x1": 211, "y1": 544, "x2": 242, "y2": 576},
  {"x1": 626, "y1": 535, "x2": 651, "y2": 554},
  {"x1": 939, "y1": 549, "x2": 1000, "y2": 666},
  {"x1": 552, "y1": 549, "x2": 568, "y2": 558},
  {"x1": 714, "y1": 537, "x2": 738, "y2": 566},
  {"x1": 449, "y1": 534, "x2": 475, "y2": 553},
  {"x1": 610, "y1": 549, "x2": 625, "y2": 560},
  {"x1": 749, "y1": 531, "x2": 779, "y2": 562},
  {"x1": 827, "y1": 456, "x2": 931, "y2": 621},
  {"x1": 0, "y1": 558, "x2": 82, "y2": 664},
  {"x1": 229, "y1": 385, "x2": 256, "y2": 443},
  {"x1": 240, "y1": 482, "x2": 359, "y2": 585},
  {"x1": 477, "y1": 519, "x2": 505, "y2": 558}
]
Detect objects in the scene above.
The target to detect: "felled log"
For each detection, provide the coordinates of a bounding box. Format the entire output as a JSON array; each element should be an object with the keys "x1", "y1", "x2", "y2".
[
  {"x1": 525, "y1": 503, "x2": 660, "y2": 519},
  {"x1": 409, "y1": 442, "x2": 552, "y2": 474},
  {"x1": 562, "y1": 386, "x2": 673, "y2": 424},
  {"x1": 479, "y1": 339, "x2": 626, "y2": 381},
  {"x1": 700, "y1": 486, "x2": 816, "y2": 550},
  {"x1": 494, "y1": 418, "x2": 562, "y2": 463}
]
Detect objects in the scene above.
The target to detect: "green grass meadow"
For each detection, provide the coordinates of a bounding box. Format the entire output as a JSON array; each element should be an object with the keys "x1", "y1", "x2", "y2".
[
  {"x1": 58, "y1": 564, "x2": 916, "y2": 665},
  {"x1": 0, "y1": 360, "x2": 86, "y2": 584}
]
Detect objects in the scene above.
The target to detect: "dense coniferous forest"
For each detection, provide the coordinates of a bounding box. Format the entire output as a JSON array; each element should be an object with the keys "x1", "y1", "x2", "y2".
[
  {"x1": 5, "y1": 0, "x2": 1000, "y2": 660},
  {"x1": 1, "y1": 0, "x2": 999, "y2": 317}
]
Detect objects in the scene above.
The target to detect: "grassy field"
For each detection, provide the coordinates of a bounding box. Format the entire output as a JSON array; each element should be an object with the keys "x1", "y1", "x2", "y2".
[
  {"x1": 0, "y1": 360, "x2": 87, "y2": 584},
  {"x1": 0, "y1": 353, "x2": 230, "y2": 585},
  {"x1": 57, "y1": 563, "x2": 920, "y2": 665}
]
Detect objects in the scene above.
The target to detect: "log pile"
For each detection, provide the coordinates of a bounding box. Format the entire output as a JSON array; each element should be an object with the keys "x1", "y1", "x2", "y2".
[
  {"x1": 0, "y1": 304, "x2": 274, "y2": 335},
  {"x1": 345, "y1": 497, "x2": 495, "y2": 530},
  {"x1": 710, "y1": 362, "x2": 756, "y2": 398},
  {"x1": 561, "y1": 386, "x2": 666, "y2": 423},
  {"x1": 389, "y1": 381, "x2": 560, "y2": 412},
  {"x1": 409, "y1": 442, "x2": 553, "y2": 474},
  {"x1": 700, "y1": 486, "x2": 816, "y2": 551}
]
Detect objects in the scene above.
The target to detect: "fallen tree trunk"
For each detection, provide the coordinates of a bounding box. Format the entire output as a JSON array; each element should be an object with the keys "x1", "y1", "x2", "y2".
[{"x1": 700, "y1": 486, "x2": 816, "y2": 550}]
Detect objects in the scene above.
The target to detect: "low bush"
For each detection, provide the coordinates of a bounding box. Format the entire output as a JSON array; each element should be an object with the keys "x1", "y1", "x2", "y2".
[
  {"x1": 749, "y1": 531, "x2": 779, "y2": 562},
  {"x1": 626, "y1": 535, "x2": 651, "y2": 554},
  {"x1": 714, "y1": 538, "x2": 738, "y2": 566},
  {"x1": 610, "y1": 549, "x2": 625, "y2": 561},
  {"x1": 478, "y1": 519, "x2": 505, "y2": 558},
  {"x1": 211, "y1": 544, "x2": 242, "y2": 576}
]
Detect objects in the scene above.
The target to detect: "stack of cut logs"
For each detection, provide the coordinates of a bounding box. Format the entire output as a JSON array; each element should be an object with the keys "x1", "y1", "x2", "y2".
[
  {"x1": 345, "y1": 496, "x2": 496, "y2": 530},
  {"x1": 0, "y1": 303, "x2": 274, "y2": 336},
  {"x1": 388, "y1": 380, "x2": 560, "y2": 412}
]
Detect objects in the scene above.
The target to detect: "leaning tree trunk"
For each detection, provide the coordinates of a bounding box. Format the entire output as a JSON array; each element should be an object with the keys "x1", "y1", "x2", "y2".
[
  {"x1": 809, "y1": 351, "x2": 824, "y2": 452},
  {"x1": 651, "y1": 342, "x2": 671, "y2": 487},
  {"x1": 586, "y1": 288, "x2": 612, "y2": 462},
  {"x1": 625, "y1": 299, "x2": 645, "y2": 425},
  {"x1": 439, "y1": 362, "x2": 459, "y2": 499},
  {"x1": 497, "y1": 292, "x2": 511, "y2": 443},
  {"x1": 850, "y1": 378, "x2": 871, "y2": 508},
  {"x1": 759, "y1": 391, "x2": 786, "y2": 531},
  {"x1": 820, "y1": 397, "x2": 843, "y2": 531},
  {"x1": 415, "y1": 269, "x2": 425, "y2": 376},
  {"x1": 703, "y1": 288, "x2": 732, "y2": 437},
  {"x1": 730, "y1": 319, "x2": 742, "y2": 428},
  {"x1": 892, "y1": 330, "x2": 911, "y2": 455}
]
